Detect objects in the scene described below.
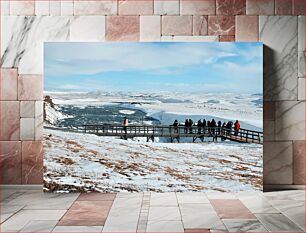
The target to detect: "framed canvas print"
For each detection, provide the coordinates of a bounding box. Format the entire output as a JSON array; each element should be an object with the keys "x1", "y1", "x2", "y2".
[{"x1": 43, "y1": 42, "x2": 263, "y2": 193}]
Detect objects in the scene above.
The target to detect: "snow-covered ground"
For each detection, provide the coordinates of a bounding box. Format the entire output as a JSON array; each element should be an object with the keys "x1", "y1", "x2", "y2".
[{"x1": 44, "y1": 128, "x2": 262, "y2": 193}]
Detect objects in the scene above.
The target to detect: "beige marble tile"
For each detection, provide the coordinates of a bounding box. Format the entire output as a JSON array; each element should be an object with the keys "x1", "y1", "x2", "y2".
[
  {"x1": 20, "y1": 101, "x2": 35, "y2": 118},
  {"x1": 256, "y1": 213, "x2": 303, "y2": 232},
  {"x1": 1, "y1": 204, "x2": 25, "y2": 223},
  {"x1": 146, "y1": 220, "x2": 184, "y2": 233},
  {"x1": 154, "y1": 0, "x2": 179, "y2": 15},
  {"x1": 35, "y1": 0, "x2": 50, "y2": 15},
  {"x1": 260, "y1": 16, "x2": 298, "y2": 101},
  {"x1": 140, "y1": 16, "x2": 161, "y2": 41},
  {"x1": 1, "y1": 209, "x2": 66, "y2": 232},
  {"x1": 223, "y1": 219, "x2": 268, "y2": 232},
  {"x1": 263, "y1": 141, "x2": 293, "y2": 184},
  {"x1": 20, "y1": 220, "x2": 58, "y2": 232},
  {"x1": 61, "y1": 1, "x2": 74, "y2": 15},
  {"x1": 298, "y1": 16, "x2": 305, "y2": 78},
  {"x1": 298, "y1": 78, "x2": 305, "y2": 100},
  {"x1": 20, "y1": 118, "x2": 35, "y2": 140},
  {"x1": 52, "y1": 226, "x2": 104, "y2": 232},
  {"x1": 150, "y1": 192, "x2": 178, "y2": 206},
  {"x1": 177, "y1": 192, "x2": 210, "y2": 204},
  {"x1": 1, "y1": 0, "x2": 10, "y2": 15},
  {"x1": 161, "y1": 36, "x2": 218, "y2": 42},
  {"x1": 148, "y1": 206, "x2": 181, "y2": 221},
  {"x1": 162, "y1": 16, "x2": 192, "y2": 36},
  {"x1": 50, "y1": 1, "x2": 61, "y2": 15},
  {"x1": 10, "y1": 0, "x2": 35, "y2": 15},
  {"x1": 74, "y1": 1, "x2": 117, "y2": 15},
  {"x1": 70, "y1": 16, "x2": 106, "y2": 41},
  {"x1": 275, "y1": 101, "x2": 305, "y2": 140}
]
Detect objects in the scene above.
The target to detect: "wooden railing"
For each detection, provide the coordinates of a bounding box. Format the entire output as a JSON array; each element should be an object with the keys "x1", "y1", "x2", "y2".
[{"x1": 83, "y1": 124, "x2": 263, "y2": 144}]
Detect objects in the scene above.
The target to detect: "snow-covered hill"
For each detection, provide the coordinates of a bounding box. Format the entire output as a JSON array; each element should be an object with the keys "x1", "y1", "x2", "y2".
[
  {"x1": 44, "y1": 128, "x2": 262, "y2": 193},
  {"x1": 44, "y1": 96, "x2": 71, "y2": 125}
]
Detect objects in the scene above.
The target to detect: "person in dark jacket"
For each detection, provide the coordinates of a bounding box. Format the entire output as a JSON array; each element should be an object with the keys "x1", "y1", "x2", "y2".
[
  {"x1": 173, "y1": 119, "x2": 179, "y2": 133},
  {"x1": 211, "y1": 119, "x2": 216, "y2": 134},
  {"x1": 226, "y1": 121, "x2": 233, "y2": 135},
  {"x1": 202, "y1": 119, "x2": 207, "y2": 133},
  {"x1": 184, "y1": 119, "x2": 188, "y2": 133},
  {"x1": 197, "y1": 119, "x2": 202, "y2": 134},
  {"x1": 189, "y1": 119, "x2": 193, "y2": 134},
  {"x1": 217, "y1": 121, "x2": 222, "y2": 134}
]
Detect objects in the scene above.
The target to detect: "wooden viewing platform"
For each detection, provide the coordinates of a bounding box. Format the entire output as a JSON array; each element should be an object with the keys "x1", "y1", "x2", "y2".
[{"x1": 83, "y1": 125, "x2": 263, "y2": 144}]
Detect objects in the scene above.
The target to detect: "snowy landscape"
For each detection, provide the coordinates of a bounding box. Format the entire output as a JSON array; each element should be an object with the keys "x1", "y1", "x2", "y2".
[
  {"x1": 44, "y1": 42, "x2": 263, "y2": 193},
  {"x1": 43, "y1": 91, "x2": 263, "y2": 193}
]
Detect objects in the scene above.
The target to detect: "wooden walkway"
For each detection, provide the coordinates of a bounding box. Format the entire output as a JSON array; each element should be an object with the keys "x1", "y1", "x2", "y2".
[{"x1": 83, "y1": 125, "x2": 263, "y2": 144}]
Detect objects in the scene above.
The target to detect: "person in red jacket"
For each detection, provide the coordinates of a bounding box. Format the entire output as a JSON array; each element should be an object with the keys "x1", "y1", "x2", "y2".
[{"x1": 234, "y1": 120, "x2": 240, "y2": 136}]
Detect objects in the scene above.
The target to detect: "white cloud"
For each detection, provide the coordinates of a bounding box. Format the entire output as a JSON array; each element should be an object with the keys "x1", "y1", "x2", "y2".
[{"x1": 44, "y1": 42, "x2": 251, "y2": 76}]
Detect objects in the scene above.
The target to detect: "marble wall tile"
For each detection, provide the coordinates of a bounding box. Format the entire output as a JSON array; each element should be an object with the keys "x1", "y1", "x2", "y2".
[
  {"x1": 219, "y1": 35, "x2": 235, "y2": 41},
  {"x1": 293, "y1": 0, "x2": 305, "y2": 15},
  {"x1": 1, "y1": 16, "x2": 70, "y2": 74},
  {"x1": 1, "y1": 0, "x2": 10, "y2": 15},
  {"x1": 275, "y1": 0, "x2": 293, "y2": 15},
  {"x1": 106, "y1": 16, "x2": 139, "y2": 41},
  {"x1": 20, "y1": 101, "x2": 35, "y2": 118},
  {"x1": 0, "y1": 141, "x2": 22, "y2": 184},
  {"x1": 10, "y1": 1, "x2": 35, "y2": 15},
  {"x1": 50, "y1": 1, "x2": 61, "y2": 16},
  {"x1": 74, "y1": 1, "x2": 117, "y2": 15},
  {"x1": 208, "y1": 16, "x2": 235, "y2": 35},
  {"x1": 35, "y1": 101, "x2": 43, "y2": 118},
  {"x1": 34, "y1": 115, "x2": 44, "y2": 141},
  {"x1": 140, "y1": 16, "x2": 161, "y2": 41},
  {"x1": 20, "y1": 118, "x2": 35, "y2": 140},
  {"x1": 0, "y1": 101, "x2": 20, "y2": 140},
  {"x1": 298, "y1": 16, "x2": 305, "y2": 78},
  {"x1": 70, "y1": 16, "x2": 106, "y2": 41},
  {"x1": 263, "y1": 101, "x2": 275, "y2": 121},
  {"x1": 246, "y1": 0, "x2": 274, "y2": 15},
  {"x1": 293, "y1": 140, "x2": 305, "y2": 184},
  {"x1": 162, "y1": 16, "x2": 192, "y2": 36},
  {"x1": 22, "y1": 141, "x2": 43, "y2": 184},
  {"x1": 260, "y1": 16, "x2": 298, "y2": 101},
  {"x1": 193, "y1": 16, "x2": 208, "y2": 36},
  {"x1": 298, "y1": 78, "x2": 305, "y2": 100},
  {"x1": 0, "y1": 68, "x2": 18, "y2": 100},
  {"x1": 263, "y1": 141, "x2": 293, "y2": 184},
  {"x1": 119, "y1": 0, "x2": 153, "y2": 15},
  {"x1": 236, "y1": 15, "x2": 258, "y2": 41},
  {"x1": 61, "y1": 1, "x2": 74, "y2": 16},
  {"x1": 264, "y1": 120, "x2": 275, "y2": 141},
  {"x1": 275, "y1": 101, "x2": 305, "y2": 140},
  {"x1": 161, "y1": 36, "x2": 219, "y2": 42},
  {"x1": 35, "y1": 101, "x2": 44, "y2": 140},
  {"x1": 35, "y1": 1, "x2": 50, "y2": 16},
  {"x1": 216, "y1": 0, "x2": 246, "y2": 15},
  {"x1": 154, "y1": 0, "x2": 179, "y2": 15},
  {"x1": 18, "y1": 75, "x2": 43, "y2": 100},
  {"x1": 180, "y1": 0, "x2": 215, "y2": 15}
]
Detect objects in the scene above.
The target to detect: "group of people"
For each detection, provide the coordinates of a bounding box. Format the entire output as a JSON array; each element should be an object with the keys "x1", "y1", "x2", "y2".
[{"x1": 173, "y1": 118, "x2": 241, "y2": 135}]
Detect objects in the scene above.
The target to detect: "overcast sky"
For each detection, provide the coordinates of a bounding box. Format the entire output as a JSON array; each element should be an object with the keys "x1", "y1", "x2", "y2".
[{"x1": 44, "y1": 42, "x2": 263, "y2": 94}]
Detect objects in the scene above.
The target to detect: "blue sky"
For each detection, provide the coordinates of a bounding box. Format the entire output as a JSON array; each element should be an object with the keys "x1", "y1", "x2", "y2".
[{"x1": 44, "y1": 42, "x2": 263, "y2": 94}]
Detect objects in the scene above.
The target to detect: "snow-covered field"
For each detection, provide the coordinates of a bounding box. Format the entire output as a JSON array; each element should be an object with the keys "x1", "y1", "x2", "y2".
[{"x1": 44, "y1": 128, "x2": 262, "y2": 193}]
